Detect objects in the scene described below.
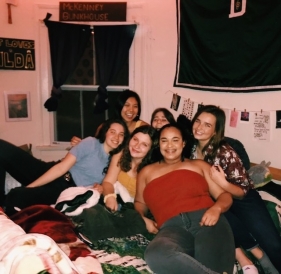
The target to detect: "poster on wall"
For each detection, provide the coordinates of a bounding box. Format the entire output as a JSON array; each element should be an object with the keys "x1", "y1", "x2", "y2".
[
  {"x1": 4, "y1": 91, "x2": 31, "y2": 122},
  {"x1": 0, "y1": 37, "x2": 35, "y2": 70},
  {"x1": 253, "y1": 111, "x2": 270, "y2": 141}
]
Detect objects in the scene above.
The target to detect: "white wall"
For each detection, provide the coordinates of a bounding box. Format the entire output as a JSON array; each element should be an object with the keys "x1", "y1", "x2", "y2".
[{"x1": 0, "y1": 0, "x2": 281, "y2": 167}]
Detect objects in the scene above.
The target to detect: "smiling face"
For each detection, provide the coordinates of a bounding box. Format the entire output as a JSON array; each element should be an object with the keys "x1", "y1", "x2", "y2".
[
  {"x1": 129, "y1": 132, "x2": 152, "y2": 160},
  {"x1": 192, "y1": 112, "x2": 216, "y2": 146},
  {"x1": 103, "y1": 123, "x2": 125, "y2": 153},
  {"x1": 151, "y1": 111, "x2": 169, "y2": 130},
  {"x1": 159, "y1": 126, "x2": 185, "y2": 162},
  {"x1": 121, "y1": 97, "x2": 139, "y2": 123}
]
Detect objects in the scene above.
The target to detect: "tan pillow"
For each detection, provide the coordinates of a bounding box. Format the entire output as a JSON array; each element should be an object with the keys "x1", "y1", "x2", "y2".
[{"x1": 18, "y1": 144, "x2": 32, "y2": 155}]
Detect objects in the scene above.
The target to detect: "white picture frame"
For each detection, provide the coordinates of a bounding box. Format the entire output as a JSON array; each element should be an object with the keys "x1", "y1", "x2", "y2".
[{"x1": 4, "y1": 91, "x2": 31, "y2": 122}]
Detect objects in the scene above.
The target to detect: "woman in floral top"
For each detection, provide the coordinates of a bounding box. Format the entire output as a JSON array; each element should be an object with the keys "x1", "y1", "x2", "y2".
[{"x1": 191, "y1": 105, "x2": 281, "y2": 274}]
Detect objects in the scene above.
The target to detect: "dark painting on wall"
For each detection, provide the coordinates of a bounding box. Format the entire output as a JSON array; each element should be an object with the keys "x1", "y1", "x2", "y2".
[{"x1": 174, "y1": 0, "x2": 281, "y2": 92}]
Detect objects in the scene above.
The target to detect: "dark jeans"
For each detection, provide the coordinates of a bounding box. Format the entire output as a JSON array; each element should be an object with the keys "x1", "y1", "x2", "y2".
[
  {"x1": 224, "y1": 189, "x2": 281, "y2": 272},
  {"x1": 0, "y1": 139, "x2": 75, "y2": 216},
  {"x1": 145, "y1": 209, "x2": 235, "y2": 274}
]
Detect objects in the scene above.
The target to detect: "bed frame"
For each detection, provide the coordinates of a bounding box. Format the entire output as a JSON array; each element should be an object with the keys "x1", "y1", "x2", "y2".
[{"x1": 250, "y1": 163, "x2": 281, "y2": 182}]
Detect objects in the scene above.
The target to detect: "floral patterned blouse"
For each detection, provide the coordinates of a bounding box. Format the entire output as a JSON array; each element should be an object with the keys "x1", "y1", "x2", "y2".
[{"x1": 190, "y1": 143, "x2": 254, "y2": 194}]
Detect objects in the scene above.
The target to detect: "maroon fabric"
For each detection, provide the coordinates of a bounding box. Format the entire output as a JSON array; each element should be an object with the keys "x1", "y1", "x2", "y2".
[
  {"x1": 68, "y1": 243, "x2": 93, "y2": 260},
  {"x1": 10, "y1": 204, "x2": 77, "y2": 243}
]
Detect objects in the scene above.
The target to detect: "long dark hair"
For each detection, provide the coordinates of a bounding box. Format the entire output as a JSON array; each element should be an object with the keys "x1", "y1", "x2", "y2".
[
  {"x1": 114, "y1": 89, "x2": 142, "y2": 121},
  {"x1": 191, "y1": 105, "x2": 226, "y2": 161},
  {"x1": 119, "y1": 125, "x2": 157, "y2": 172},
  {"x1": 150, "y1": 108, "x2": 176, "y2": 125},
  {"x1": 96, "y1": 118, "x2": 130, "y2": 156}
]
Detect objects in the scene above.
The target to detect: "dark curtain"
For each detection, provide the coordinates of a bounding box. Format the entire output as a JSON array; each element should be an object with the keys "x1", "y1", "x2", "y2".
[
  {"x1": 93, "y1": 24, "x2": 137, "y2": 113},
  {"x1": 174, "y1": 0, "x2": 281, "y2": 92},
  {"x1": 43, "y1": 13, "x2": 92, "y2": 111}
]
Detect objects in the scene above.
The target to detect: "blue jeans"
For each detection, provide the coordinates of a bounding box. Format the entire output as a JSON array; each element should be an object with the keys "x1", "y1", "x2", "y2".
[
  {"x1": 145, "y1": 209, "x2": 235, "y2": 274},
  {"x1": 224, "y1": 189, "x2": 281, "y2": 272}
]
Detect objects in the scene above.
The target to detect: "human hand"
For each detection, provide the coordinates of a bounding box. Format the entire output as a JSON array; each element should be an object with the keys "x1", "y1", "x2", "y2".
[
  {"x1": 70, "y1": 136, "x2": 82, "y2": 147},
  {"x1": 105, "y1": 196, "x2": 118, "y2": 212},
  {"x1": 199, "y1": 207, "x2": 221, "y2": 226},
  {"x1": 143, "y1": 217, "x2": 158, "y2": 234},
  {"x1": 93, "y1": 183, "x2": 103, "y2": 194},
  {"x1": 209, "y1": 165, "x2": 227, "y2": 187}
]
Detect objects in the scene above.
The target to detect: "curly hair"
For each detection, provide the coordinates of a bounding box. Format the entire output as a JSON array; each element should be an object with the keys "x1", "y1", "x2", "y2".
[{"x1": 119, "y1": 125, "x2": 157, "y2": 173}]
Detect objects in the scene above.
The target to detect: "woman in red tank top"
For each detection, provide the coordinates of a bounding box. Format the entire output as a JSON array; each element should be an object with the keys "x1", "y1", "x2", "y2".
[{"x1": 134, "y1": 123, "x2": 235, "y2": 274}]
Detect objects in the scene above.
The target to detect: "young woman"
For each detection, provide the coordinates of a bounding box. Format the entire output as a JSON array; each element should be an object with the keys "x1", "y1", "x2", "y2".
[
  {"x1": 150, "y1": 108, "x2": 175, "y2": 130},
  {"x1": 113, "y1": 89, "x2": 148, "y2": 133},
  {"x1": 134, "y1": 123, "x2": 235, "y2": 274},
  {"x1": 102, "y1": 125, "x2": 156, "y2": 211},
  {"x1": 191, "y1": 105, "x2": 281, "y2": 274},
  {"x1": 3, "y1": 118, "x2": 129, "y2": 216}
]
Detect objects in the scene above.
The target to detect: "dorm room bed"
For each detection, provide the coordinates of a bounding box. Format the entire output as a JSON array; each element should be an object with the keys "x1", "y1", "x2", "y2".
[{"x1": 2, "y1": 162, "x2": 281, "y2": 274}]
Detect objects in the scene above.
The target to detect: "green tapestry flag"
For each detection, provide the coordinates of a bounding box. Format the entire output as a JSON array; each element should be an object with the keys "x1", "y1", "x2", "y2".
[{"x1": 174, "y1": 0, "x2": 281, "y2": 92}]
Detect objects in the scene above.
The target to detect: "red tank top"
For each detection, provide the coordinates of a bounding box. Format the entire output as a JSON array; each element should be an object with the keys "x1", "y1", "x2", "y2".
[{"x1": 143, "y1": 169, "x2": 214, "y2": 227}]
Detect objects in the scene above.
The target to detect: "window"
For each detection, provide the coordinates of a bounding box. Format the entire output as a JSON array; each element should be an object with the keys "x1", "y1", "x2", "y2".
[
  {"x1": 54, "y1": 33, "x2": 130, "y2": 141},
  {"x1": 36, "y1": 3, "x2": 143, "y2": 146}
]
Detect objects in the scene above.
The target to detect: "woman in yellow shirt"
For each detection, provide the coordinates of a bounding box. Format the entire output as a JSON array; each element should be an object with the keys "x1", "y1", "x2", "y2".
[{"x1": 102, "y1": 125, "x2": 156, "y2": 211}]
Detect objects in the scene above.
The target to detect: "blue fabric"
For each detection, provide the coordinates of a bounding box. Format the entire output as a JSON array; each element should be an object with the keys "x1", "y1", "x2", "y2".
[{"x1": 69, "y1": 137, "x2": 109, "y2": 187}]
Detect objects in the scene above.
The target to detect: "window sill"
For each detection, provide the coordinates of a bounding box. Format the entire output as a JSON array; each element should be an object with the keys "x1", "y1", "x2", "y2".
[{"x1": 36, "y1": 144, "x2": 71, "y2": 151}]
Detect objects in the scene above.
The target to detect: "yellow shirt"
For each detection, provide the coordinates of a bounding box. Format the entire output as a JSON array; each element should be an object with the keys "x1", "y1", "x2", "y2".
[
  {"x1": 117, "y1": 170, "x2": 136, "y2": 198},
  {"x1": 134, "y1": 120, "x2": 142, "y2": 129}
]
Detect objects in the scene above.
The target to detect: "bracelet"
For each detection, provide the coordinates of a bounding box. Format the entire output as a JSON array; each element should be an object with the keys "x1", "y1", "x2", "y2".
[{"x1": 103, "y1": 193, "x2": 117, "y2": 203}]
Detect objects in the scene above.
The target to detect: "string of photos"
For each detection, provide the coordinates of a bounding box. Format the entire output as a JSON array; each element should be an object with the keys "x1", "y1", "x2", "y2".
[{"x1": 168, "y1": 91, "x2": 281, "y2": 142}]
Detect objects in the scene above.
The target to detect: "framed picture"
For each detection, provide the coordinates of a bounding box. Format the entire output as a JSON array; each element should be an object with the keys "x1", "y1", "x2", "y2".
[{"x1": 4, "y1": 91, "x2": 31, "y2": 122}]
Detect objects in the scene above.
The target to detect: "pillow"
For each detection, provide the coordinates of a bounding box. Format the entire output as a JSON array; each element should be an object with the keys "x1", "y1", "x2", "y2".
[
  {"x1": 18, "y1": 143, "x2": 32, "y2": 155},
  {"x1": 55, "y1": 187, "x2": 100, "y2": 216}
]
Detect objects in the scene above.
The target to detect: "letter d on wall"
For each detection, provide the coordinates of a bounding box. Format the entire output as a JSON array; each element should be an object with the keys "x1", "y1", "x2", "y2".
[{"x1": 229, "y1": 0, "x2": 246, "y2": 18}]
